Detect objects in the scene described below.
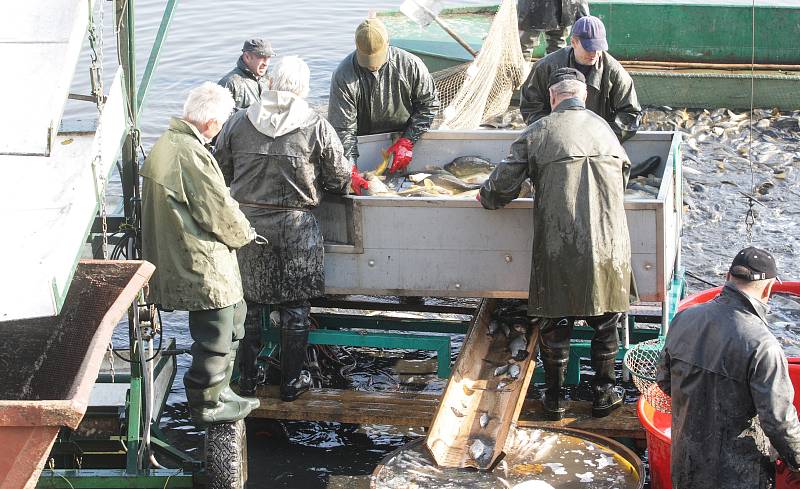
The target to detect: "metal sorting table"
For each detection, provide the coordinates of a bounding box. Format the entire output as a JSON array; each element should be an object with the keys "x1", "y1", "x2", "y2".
[{"x1": 316, "y1": 129, "x2": 683, "y2": 322}]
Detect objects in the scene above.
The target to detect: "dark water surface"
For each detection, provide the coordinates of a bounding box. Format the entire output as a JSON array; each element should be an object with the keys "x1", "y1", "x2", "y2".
[{"x1": 69, "y1": 1, "x2": 800, "y2": 487}]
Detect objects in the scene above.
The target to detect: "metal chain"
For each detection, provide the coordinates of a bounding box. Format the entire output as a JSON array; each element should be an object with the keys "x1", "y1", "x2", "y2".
[
  {"x1": 744, "y1": 0, "x2": 757, "y2": 244},
  {"x1": 107, "y1": 341, "x2": 116, "y2": 383},
  {"x1": 88, "y1": 0, "x2": 108, "y2": 258}
]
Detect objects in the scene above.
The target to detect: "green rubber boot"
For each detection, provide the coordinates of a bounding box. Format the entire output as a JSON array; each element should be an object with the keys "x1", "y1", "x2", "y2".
[
  {"x1": 221, "y1": 341, "x2": 260, "y2": 410},
  {"x1": 186, "y1": 376, "x2": 253, "y2": 426}
]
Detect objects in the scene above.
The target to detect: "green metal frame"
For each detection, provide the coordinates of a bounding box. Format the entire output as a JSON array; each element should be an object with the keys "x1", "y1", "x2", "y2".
[{"x1": 38, "y1": 1, "x2": 196, "y2": 486}]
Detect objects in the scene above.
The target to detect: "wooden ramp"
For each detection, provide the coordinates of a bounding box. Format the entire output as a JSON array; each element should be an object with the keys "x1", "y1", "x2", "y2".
[
  {"x1": 423, "y1": 299, "x2": 539, "y2": 469},
  {"x1": 249, "y1": 387, "x2": 644, "y2": 440}
]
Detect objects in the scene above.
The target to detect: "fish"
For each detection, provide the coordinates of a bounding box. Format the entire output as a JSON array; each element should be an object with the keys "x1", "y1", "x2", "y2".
[
  {"x1": 463, "y1": 384, "x2": 475, "y2": 396},
  {"x1": 494, "y1": 364, "x2": 510, "y2": 376},
  {"x1": 444, "y1": 156, "x2": 495, "y2": 179},
  {"x1": 488, "y1": 319, "x2": 501, "y2": 336},
  {"x1": 509, "y1": 334, "x2": 528, "y2": 361},
  {"x1": 423, "y1": 173, "x2": 480, "y2": 193},
  {"x1": 508, "y1": 364, "x2": 521, "y2": 379},
  {"x1": 497, "y1": 382, "x2": 508, "y2": 391},
  {"x1": 469, "y1": 438, "x2": 494, "y2": 465},
  {"x1": 479, "y1": 412, "x2": 490, "y2": 428},
  {"x1": 451, "y1": 406, "x2": 465, "y2": 417}
]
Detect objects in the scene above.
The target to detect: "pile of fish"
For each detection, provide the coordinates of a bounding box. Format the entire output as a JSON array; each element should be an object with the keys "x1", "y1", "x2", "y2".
[
  {"x1": 639, "y1": 107, "x2": 800, "y2": 284},
  {"x1": 362, "y1": 154, "x2": 660, "y2": 200},
  {"x1": 373, "y1": 427, "x2": 640, "y2": 489}
]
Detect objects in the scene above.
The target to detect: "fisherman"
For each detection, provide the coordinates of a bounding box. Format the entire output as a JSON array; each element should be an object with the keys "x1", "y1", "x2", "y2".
[
  {"x1": 480, "y1": 68, "x2": 634, "y2": 420},
  {"x1": 218, "y1": 38, "x2": 276, "y2": 110},
  {"x1": 215, "y1": 56, "x2": 352, "y2": 401},
  {"x1": 656, "y1": 247, "x2": 800, "y2": 488},
  {"x1": 328, "y1": 15, "x2": 439, "y2": 195},
  {"x1": 519, "y1": 15, "x2": 641, "y2": 142},
  {"x1": 518, "y1": 0, "x2": 589, "y2": 59},
  {"x1": 140, "y1": 82, "x2": 261, "y2": 425}
]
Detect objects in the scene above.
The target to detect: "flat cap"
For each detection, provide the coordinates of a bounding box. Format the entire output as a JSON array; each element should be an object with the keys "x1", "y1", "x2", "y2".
[
  {"x1": 242, "y1": 38, "x2": 275, "y2": 57},
  {"x1": 548, "y1": 67, "x2": 586, "y2": 88}
]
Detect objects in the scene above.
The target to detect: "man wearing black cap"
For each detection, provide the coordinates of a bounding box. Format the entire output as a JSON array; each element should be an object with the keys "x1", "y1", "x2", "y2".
[
  {"x1": 480, "y1": 67, "x2": 635, "y2": 420},
  {"x1": 657, "y1": 247, "x2": 800, "y2": 488},
  {"x1": 328, "y1": 16, "x2": 439, "y2": 195},
  {"x1": 218, "y1": 38, "x2": 276, "y2": 110},
  {"x1": 520, "y1": 15, "x2": 641, "y2": 142}
]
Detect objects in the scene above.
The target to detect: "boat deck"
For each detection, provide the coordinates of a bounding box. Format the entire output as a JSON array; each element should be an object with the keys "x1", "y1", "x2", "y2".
[{"x1": 250, "y1": 386, "x2": 645, "y2": 441}]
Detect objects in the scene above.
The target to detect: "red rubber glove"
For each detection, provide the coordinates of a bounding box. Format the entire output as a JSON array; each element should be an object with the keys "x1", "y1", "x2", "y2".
[
  {"x1": 350, "y1": 164, "x2": 369, "y2": 196},
  {"x1": 387, "y1": 137, "x2": 414, "y2": 174}
]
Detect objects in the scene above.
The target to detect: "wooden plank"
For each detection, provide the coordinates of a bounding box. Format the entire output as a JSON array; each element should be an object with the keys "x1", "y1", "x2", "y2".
[
  {"x1": 425, "y1": 299, "x2": 541, "y2": 469},
  {"x1": 248, "y1": 386, "x2": 644, "y2": 440}
]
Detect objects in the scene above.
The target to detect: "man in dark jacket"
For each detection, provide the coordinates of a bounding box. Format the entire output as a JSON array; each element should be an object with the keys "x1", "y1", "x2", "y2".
[
  {"x1": 216, "y1": 56, "x2": 351, "y2": 401},
  {"x1": 328, "y1": 16, "x2": 439, "y2": 194},
  {"x1": 520, "y1": 16, "x2": 641, "y2": 142},
  {"x1": 218, "y1": 38, "x2": 275, "y2": 110},
  {"x1": 480, "y1": 68, "x2": 634, "y2": 420},
  {"x1": 657, "y1": 247, "x2": 800, "y2": 488},
  {"x1": 518, "y1": 0, "x2": 589, "y2": 58}
]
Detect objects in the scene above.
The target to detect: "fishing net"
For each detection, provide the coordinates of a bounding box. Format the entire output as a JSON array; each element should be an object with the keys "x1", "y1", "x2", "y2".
[
  {"x1": 623, "y1": 337, "x2": 672, "y2": 413},
  {"x1": 432, "y1": 0, "x2": 526, "y2": 129}
]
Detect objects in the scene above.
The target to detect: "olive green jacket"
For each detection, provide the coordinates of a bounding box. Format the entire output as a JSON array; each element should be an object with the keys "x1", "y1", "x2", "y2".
[
  {"x1": 141, "y1": 118, "x2": 253, "y2": 311},
  {"x1": 520, "y1": 47, "x2": 641, "y2": 141},
  {"x1": 480, "y1": 98, "x2": 635, "y2": 317},
  {"x1": 327, "y1": 46, "x2": 439, "y2": 161}
]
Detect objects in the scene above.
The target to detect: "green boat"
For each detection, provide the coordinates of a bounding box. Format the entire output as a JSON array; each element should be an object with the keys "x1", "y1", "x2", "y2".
[{"x1": 379, "y1": 0, "x2": 800, "y2": 110}]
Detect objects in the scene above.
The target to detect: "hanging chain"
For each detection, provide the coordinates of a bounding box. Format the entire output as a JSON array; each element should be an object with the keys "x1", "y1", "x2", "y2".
[
  {"x1": 88, "y1": 0, "x2": 109, "y2": 258},
  {"x1": 107, "y1": 341, "x2": 116, "y2": 383}
]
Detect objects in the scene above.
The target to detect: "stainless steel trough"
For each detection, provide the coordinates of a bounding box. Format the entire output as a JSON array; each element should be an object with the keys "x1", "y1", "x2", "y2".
[{"x1": 316, "y1": 130, "x2": 682, "y2": 312}]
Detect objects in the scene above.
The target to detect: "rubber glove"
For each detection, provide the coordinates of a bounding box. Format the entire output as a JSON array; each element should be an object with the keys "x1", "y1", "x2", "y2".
[
  {"x1": 350, "y1": 163, "x2": 369, "y2": 196},
  {"x1": 387, "y1": 137, "x2": 414, "y2": 174}
]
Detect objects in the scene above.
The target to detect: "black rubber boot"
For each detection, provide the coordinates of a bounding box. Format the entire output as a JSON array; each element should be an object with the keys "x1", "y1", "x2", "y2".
[
  {"x1": 587, "y1": 313, "x2": 624, "y2": 418},
  {"x1": 221, "y1": 341, "x2": 260, "y2": 410},
  {"x1": 238, "y1": 302, "x2": 264, "y2": 396},
  {"x1": 279, "y1": 302, "x2": 312, "y2": 402},
  {"x1": 539, "y1": 317, "x2": 573, "y2": 421}
]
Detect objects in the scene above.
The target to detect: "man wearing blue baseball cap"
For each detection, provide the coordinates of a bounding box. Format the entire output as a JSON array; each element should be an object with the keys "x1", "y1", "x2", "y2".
[{"x1": 520, "y1": 15, "x2": 641, "y2": 142}]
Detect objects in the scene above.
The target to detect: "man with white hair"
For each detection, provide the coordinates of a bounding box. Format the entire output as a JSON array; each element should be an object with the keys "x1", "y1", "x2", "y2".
[
  {"x1": 480, "y1": 68, "x2": 635, "y2": 420},
  {"x1": 215, "y1": 56, "x2": 351, "y2": 401},
  {"x1": 141, "y1": 82, "x2": 261, "y2": 425}
]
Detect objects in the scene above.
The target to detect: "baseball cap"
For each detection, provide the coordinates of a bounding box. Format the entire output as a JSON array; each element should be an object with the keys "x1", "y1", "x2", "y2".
[
  {"x1": 355, "y1": 18, "x2": 389, "y2": 71},
  {"x1": 242, "y1": 39, "x2": 275, "y2": 57},
  {"x1": 548, "y1": 67, "x2": 586, "y2": 88},
  {"x1": 572, "y1": 16, "x2": 608, "y2": 52},
  {"x1": 729, "y1": 246, "x2": 779, "y2": 281}
]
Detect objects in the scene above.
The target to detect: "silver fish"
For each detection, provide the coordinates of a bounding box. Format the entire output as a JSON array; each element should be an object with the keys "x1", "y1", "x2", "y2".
[
  {"x1": 487, "y1": 319, "x2": 501, "y2": 336},
  {"x1": 508, "y1": 364, "x2": 521, "y2": 379},
  {"x1": 451, "y1": 406, "x2": 465, "y2": 417},
  {"x1": 444, "y1": 156, "x2": 494, "y2": 179},
  {"x1": 469, "y1": 438, "x2": 493, "y2": 465},
  {"x1": 494, "y1": 364, "x2": 510, "y2": 376},
  {"x1": 479, "y1": 412, "x2": 490, "y2": 428},
  {"x1": 508, "y1": 334, "x2": 528, "y2": 361}
]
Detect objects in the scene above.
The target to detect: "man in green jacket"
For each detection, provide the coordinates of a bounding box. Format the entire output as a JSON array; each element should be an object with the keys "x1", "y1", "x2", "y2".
[
  {"x1": 519, "y1": 16, "x2": 640, "y2": 142},
  {"x1": 141, "y1": 82, "x2": 261, "y2": 425},
  {"x1": 481, "y1": 68, "x2": 635, "y2": 420},
  {"x1": 328, "y1": 16, "x2": 439, "y2": 194},
  {"x1": 218, "y1": 39, "x2": 275, "y2": 110}
]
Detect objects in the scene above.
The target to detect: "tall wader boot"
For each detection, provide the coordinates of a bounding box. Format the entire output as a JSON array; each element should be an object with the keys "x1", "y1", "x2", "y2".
[
  {"x1": 539, "y1": 317, "x2": 574, "y2": 421},
  {"x1": 279, "y1": 301, "x2": 313, "y2": 402},
  {"x1": 219, "y1": 307, "x2": 260, "y2": 410},
  {"x1": 586, "y1": 313, "x2": 624, "y2": 418},
  {"x1": 185, "y1": 300, "x2": 254, "y2": 426},
  {"x1": 237, "y1": 301, "x2": 264, "y2": 396}
]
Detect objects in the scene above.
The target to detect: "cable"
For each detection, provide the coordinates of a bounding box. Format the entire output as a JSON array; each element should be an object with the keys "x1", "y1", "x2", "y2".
[
  {"x1": 685, "y1": 270, "x2": 719, "y2": 288},
  {"x1": 744, "y1": 0, "x2": 757, "y2": 243}
]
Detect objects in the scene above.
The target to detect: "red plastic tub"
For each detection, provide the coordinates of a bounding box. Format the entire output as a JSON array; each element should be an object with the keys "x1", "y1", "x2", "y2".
[{"x1": 638, "y1": 281, "x2": 800, "y2": 489}]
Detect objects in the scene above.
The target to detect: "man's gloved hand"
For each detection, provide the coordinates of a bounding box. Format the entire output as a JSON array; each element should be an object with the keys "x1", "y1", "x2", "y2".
[
  {"x1": 387, "y1": 137, "x2": 413, "y2": 174},
  {"x1": 350, "y1": 163, "x2": 369, "y2": 196}
]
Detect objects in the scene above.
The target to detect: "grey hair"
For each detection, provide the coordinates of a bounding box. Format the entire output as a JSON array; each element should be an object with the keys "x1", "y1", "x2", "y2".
[
  {"x1": 549, "y1": 79, "x2": 587, "y2": 100},
  {"x1": 182, "y1": 82, "x2": 234, "y2": 126},
  {"x1": 270, "y1": 55, "x2": 310, "y2": 98}
]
